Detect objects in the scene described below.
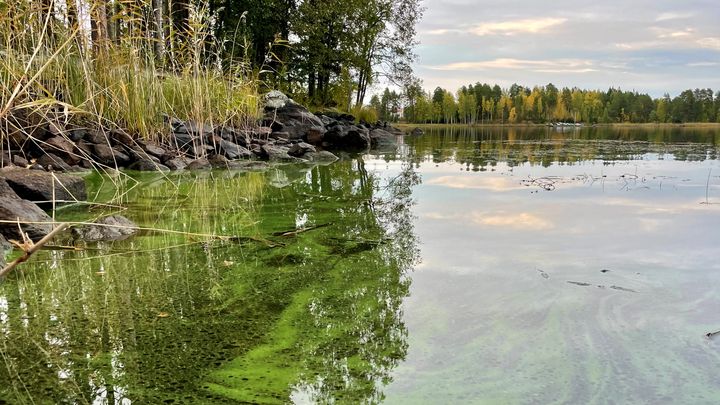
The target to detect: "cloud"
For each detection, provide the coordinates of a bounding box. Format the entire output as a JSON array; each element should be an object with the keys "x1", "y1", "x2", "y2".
[
  {"x1": 424, "y1": 210, "x2": 554, "y2": 230},
  {"x1": 423, "y1": 210, "x2": 555, "y2": 231},
  {"x1": 429, "y1": 58, "x2": 596, "y2": 72},
  {"x1": 655, "y1": 12, "x2": 694, "y2": 22},
  {"x1": 426, "y1": 176, "x2": 522, "y2": 191},
  {"x1": 616, "y1": 33, "x2": 720, "y2": 51},
  {"x1": 426, "y1": 28, "x2": 460, "y2": 35},
  {"x1": 697, "y1": 37, "x2": 720, "y2": 50},
  {"x1": 473, "y1": 212, "x2": 554, "y2": 230},
  {"x1": 470, "y1": 17, "x2": 567, "y2": 36},
  {"x1": 657, "y1": 29, "x2": 694, "y2": 38},
  {"x1": 686, "y1": 61, "x2": 720, "y2": 67}
]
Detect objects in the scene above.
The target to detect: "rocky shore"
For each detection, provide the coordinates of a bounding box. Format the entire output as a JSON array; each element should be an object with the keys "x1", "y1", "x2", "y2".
[
  {"x1": 0, "y1": 91, "x2": 414, "y2": 265},
  {"x1": 2, "y1": 91, "x2": 406, "y2": 173}
]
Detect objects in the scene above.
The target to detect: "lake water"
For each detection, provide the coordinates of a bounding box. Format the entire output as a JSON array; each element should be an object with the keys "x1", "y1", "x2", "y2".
[{"x1": 1, "y1": 126, "x2": 720, "y2": 404}]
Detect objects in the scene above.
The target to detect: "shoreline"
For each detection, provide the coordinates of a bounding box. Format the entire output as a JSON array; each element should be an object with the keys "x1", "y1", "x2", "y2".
[{"x1": 396, "y1": 122, "x2": 720, "y2": 129}]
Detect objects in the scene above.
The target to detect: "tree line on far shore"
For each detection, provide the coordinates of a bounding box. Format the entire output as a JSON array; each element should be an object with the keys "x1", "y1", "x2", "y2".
[{"x1": 371, "y1": 83, "x2": 720, "y2": 125}]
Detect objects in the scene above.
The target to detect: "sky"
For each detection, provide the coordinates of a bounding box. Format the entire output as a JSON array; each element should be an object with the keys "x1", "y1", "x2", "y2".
[{"x1": 414, "y1": 0, "x2": 720, "y2": 97}]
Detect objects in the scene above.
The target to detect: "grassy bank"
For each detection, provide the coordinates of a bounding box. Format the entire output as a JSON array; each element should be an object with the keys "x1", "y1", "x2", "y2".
[{"x1": 0, "y1": 2, "x2": 259, "y2": 146}]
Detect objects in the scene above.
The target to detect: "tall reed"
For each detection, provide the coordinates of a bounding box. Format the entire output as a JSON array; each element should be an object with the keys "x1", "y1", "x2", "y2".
[{"x1": 0, "y1": 0, "x2": 259, "y2": 147}]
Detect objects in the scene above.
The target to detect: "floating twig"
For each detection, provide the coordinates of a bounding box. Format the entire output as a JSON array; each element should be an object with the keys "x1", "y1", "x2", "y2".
[
  {"x1": 706, "y1": 330, "x2": 720, "y2": 340},
  {"x1": 609, "y1": 285, "x2": 637, "y2": 293}
]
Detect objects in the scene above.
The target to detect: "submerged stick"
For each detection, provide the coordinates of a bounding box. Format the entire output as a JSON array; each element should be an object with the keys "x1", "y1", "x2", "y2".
[
  {"x1": 705, "y1": 168, "x2": 712, "y2": 204},
  {"x1": 272, "y1": 222, "x2": 333, "y2": 237},
  {"x1": 0, "y1": 223, "x2": 68, "y2": 278}
]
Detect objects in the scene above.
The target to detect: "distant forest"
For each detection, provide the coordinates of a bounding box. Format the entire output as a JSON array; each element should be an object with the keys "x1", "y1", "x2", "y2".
[{"x1": 372, "y1": 84, "x2": 720, "y2": 125}]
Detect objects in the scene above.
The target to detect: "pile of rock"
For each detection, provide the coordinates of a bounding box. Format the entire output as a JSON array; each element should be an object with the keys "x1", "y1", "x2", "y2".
[
  {"x1": 1, "y1": 90, "x2": 409, "y2": 174},
  {"x1": 261, "y1": 90, "x2": 404, "y2": 152}
]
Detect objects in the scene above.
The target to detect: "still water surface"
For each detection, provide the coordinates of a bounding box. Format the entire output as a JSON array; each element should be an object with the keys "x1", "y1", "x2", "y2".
[{"x1": 1, "y1": 126, "x2": 719, "y2": 404}]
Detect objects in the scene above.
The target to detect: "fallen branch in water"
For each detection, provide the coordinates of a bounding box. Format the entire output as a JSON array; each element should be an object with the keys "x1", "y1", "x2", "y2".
[
  {"x1": 706, "y1": 330, "x2": 720, "y2": 340},
  {"x1": 0, "y1": 223, "x2": 68, "y2": 278}
]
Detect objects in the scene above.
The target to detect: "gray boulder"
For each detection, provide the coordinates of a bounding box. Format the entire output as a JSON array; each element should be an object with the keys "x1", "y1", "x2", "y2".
[
  {"x1": 264, "y1": 90, "x2": 291, "y2": 109},
  {"x1": 0, "y1": 178, "x2": 53, "y2": 241},
  {"x1": 288, "y1": 142, "x2": 316, "y2": 157},
  {"x1": 37, "y1": 153, "x2": 73, "y2": 172},
  {"x1": 71, "y1": 215, "x2": 138, "y2": 242},
  {"x1": 303, "y1": 150, "x2": 339, "y2": 164},
  {"x1": 369, "y1": 128, "x2": 397, "y2": 150},
  {"x1": 186, "y1": 158, "x2": 211, "y2": 170},
  {"x1": 324, "y1": 124, "x2": 371, "y2": 151},
  {"x1": 143, "y1": 143, "x2": 167, "y2": 158},
  {"x1": 261, "y1": 144, "x2": 297, "y2": 162},
  {"x1": 218, "y1": 140, "x2": 253, "y2": 160},
  {"x1": 173, "y1": 120, "x2": 214, "y2": 136},
  {"x1": 93, "y1": 143, "x2": 131, "y2": 167},
  {"x1": 264, "y1": 94, "x2": 327, "y2": 141},
  {"x1": 1, "y1": 167, "x2": 86, "y2": 207},
  {"x1": 164, "y1": 157, "x2": 190, "y2": 171},
  {"x1": 45, "y1": 136, "x2": 79, "y2": 164},
  {"x1": 209, "y1": 154, "x2": 230, "y2": 168}
]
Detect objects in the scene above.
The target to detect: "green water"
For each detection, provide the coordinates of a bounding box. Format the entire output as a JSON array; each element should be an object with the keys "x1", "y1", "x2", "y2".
[{"x1": 1, "y1": 126, "x2": 720, "y2": 404}]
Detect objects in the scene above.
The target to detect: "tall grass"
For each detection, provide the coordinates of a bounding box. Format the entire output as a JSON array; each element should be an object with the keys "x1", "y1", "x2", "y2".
[{"x1": 0, "y1": 1, "x2": 260, "y2": 146}]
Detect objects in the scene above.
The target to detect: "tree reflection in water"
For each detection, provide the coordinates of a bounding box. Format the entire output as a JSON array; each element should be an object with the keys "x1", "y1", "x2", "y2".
[{"x1": 0, "y1": 158, "x2": 421, "y2": 404}]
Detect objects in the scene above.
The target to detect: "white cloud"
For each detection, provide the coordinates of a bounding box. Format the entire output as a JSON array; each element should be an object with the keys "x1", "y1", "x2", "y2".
[
  {"x1": 429, "y1": 58, "x2": 596, "y2": 72},
  {"x1": 425, "y1": 176, "x2": 522, "y2": 191},
  {"x1": 472, "y1": 212, "x2": 554, "y2": 230},
  {"x1": 686, "y1": 61, "x2": 720, "y2": 67},
  {"x1": 655, "y1": 12, "x2": 694, "y2": 22},
  {"x1": 471, "y1": 18, "x2": 567, "y2": 36},
  {"x1": 697, "y1": 37, "x2": 720, "y2": 50},
  {"x1": 426, "y1": 28, "x2": 458, "y2": 35},
  {"x1": 424, "y1": 210, "x2": 554, "y2": 230},
  {"x1": 658, "y1": 29, "x2": 694, "y2": 38}
]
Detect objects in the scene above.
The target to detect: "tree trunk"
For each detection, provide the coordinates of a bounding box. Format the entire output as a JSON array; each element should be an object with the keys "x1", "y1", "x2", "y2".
[
  {"x1": 152, "y1": 0, "x2": 165, "y2": 64},
  {"x1": 308, "y1": 71, "x2": 316, "y2": 100}
]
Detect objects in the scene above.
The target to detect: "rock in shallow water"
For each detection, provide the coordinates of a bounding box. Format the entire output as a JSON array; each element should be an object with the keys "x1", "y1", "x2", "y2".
[
  {"x1": 186, "y1": 158, "x2": 211, "y2": 170},
  {"x1": 0, "y1": 178, "x2": 53, "y2": 241},
  {"x1": 369, "y1": 128, "x2": 397, "y2": 150},
  {"x1": 71, "y1": 215, "x2": 138, "y2": 242},
  {"x1": 303, "y1": 150, "x2": 339, "y2": 164}
]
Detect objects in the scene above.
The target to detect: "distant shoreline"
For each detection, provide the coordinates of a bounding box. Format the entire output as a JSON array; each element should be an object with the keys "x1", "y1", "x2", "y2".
[{"x1": 396, "y1": 122, "x2": 720, "y2": 129}]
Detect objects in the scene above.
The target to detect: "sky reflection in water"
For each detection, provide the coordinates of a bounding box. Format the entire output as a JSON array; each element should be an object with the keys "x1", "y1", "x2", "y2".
[{"x1": 375, "y1": 127, "x2": 720, "y2": 404}]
